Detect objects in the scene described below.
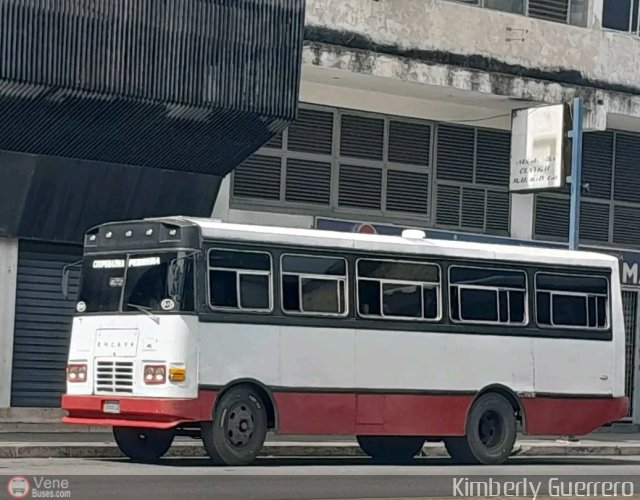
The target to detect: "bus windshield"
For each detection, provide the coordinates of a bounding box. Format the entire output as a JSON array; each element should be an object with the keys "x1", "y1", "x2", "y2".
[{"x1": 78, "y1": 251, "x2": 196, "y2": 313}]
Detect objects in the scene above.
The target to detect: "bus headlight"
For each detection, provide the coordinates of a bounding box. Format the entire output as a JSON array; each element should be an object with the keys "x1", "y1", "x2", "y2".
[
  {"x1": 143, "y1": 365, "x2": 166, "y2": 384},
  {"x1": 67, "y1": 363, "x2": 87, "y2": 383},
  {"x1": 169, "y1": 367, "x2": 186, "y2": 383}
]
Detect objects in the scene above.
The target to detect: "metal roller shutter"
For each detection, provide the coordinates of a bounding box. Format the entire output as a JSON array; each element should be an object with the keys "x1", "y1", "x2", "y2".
[{"x1": 11, "y1": 241, "x2": 82, "y2": 408}]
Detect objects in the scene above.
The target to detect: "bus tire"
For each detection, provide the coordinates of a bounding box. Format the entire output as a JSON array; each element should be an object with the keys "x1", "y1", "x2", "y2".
[
  {"x1": 202, "y1": 384, "x2": 268, "y2": 466},
  {"x1": 356, "y1": 436, "x2": 425, "y2": 463},
  {"x1": 445, "y1": 393, "x2": 516, "y2": 465},
  {"x1": 113, "y1": 427, "x2": 174, "y2": 462}
]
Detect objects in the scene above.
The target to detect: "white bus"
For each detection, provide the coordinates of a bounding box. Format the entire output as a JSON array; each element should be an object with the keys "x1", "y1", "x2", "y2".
[{"x1": 62, "y1": 217, "x2": 628, "y2": 465}]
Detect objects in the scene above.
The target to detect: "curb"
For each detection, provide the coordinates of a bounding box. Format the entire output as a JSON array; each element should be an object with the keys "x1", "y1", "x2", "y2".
[{"x1": 1, "y1": 443, "x2": 640, "y2": 459}]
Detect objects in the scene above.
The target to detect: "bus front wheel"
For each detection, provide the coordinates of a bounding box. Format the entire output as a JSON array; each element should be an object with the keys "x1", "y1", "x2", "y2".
[
  {"x1": 202, "y1": 384, "x2": 268, "y2": 466},
  {"x1": 444, "y1": 392, "x2": 516, "y2": 465},
  {"x1": 113, "y1": 427, "x2": 174, "y2": 462},
  {"x1": 356, "y1": 436, "x2": 425, "y2": 463}
]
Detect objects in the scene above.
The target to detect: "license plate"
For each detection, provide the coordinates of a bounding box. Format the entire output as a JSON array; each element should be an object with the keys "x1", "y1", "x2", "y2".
[{"x1": 103, "y1": 401, "x2": 120, "y2": 414}]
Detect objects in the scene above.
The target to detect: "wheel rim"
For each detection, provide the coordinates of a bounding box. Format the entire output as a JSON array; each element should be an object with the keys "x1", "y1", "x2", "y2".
[
  {"x1": 478, "y1": 410, "x2": 505, "y2": 449},
  {"x1": 224, "y1": 402, "x2": 256, "y2": 449}
]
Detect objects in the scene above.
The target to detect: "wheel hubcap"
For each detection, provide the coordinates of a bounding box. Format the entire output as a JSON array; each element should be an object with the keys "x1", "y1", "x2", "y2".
[
  {"x1": 478, "y1": 410, "x2": 504, "y2": 449},
  {"x1": 224, "y1": 403, "x2": 256, "y2": 449}
]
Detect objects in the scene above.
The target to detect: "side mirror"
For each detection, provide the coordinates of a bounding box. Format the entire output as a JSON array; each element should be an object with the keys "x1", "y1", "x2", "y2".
[
  {"x1": 61, "y1": 260, "x2": 82, "y2": 299},
  {"x1": 61, "y1": 268, "x2": 70, "y2": 299}
]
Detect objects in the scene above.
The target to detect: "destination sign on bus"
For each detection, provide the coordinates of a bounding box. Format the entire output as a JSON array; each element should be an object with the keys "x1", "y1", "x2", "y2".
[{"x1": 92, "y1": 257, "x2": 161, "y2": 269}]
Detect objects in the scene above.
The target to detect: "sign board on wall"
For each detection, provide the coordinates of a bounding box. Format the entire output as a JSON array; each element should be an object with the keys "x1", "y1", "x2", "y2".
[{"x1": 510, "y1": 104, "x2": 570, "y2": 193}]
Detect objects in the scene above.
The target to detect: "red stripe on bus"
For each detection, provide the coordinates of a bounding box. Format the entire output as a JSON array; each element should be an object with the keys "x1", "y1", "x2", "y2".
[
  {"x1": 61, "y1": 391, "x2": 217, "y2": 429},
  {"x1": 521, "y1": 396, "x2": 629, "y2": 435},
  {"x1": 61, "y1": 391, "x2": 628, "y2": 436},
  {"x1": 274, "y1": 392, "x2": 471, "y2": 435}
]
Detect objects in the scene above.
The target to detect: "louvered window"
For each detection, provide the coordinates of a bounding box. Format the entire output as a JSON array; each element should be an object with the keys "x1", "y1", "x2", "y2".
[
  {"x1": 486, "y1": 191, "x2": 510, "y2": 233},
  {"x1": 615, "y1": 134, "x2": 640, "y2": 203},
  {"x1": 614, "y1": 206, "x2": 640, "y2": 247},
  {"x1": 232, "y1": 105, "x2": 508, "y2": 234},
  {"x1": 386, "y1": 170, "x2": 429, "y2": 214},
  {"x1": 434, "y1": 124, "x2": 510, "y2": 234},
  {"x1": 340, "y1": 115, "x2": 384, "y2": 160},
  {"x1": 436, "y1": 125, "x2": 474, "y2": 182},
  {"x1": 535, "y1": 195, "x2": 569, "y2": 240},
  {"x1": 233, "y1": 155, "x2": 281, "y2": 200},
  {"x1": 285, "y1": 159, "x2": 331, "y2": 205},
  {"x1": 447, "y1": 0, "x2": 586, "y2": 25},
  {"x1": 388, "y1": 121, "x2": 431, "y2": 166},
  {"x1": 583, "y1": 132, "x2": 613, "y2": 200},
  {"x1": 338, "y1": 165, "x2": 382, "y2": 210},
  {"x1": 476, "y1": 130, "x2": 510, "y2": 186},
  {"x1": 528, "y1": 0, "x2": 569, "y2": 22},
  {"x1": 436, "y1": 185, "x2": 461, "y2": 226},
  {"x1": 535, "y1": 130, "x2": 640, "y2": 248},
  {"x1": 580, "y1": 202, "x2": 610, "y2": 242},
  {"x1": 288, "y1": 109, "x2": 333, "y2": 155}
]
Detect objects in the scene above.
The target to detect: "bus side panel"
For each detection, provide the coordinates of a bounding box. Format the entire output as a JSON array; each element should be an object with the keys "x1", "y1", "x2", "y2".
[
  {"x1": 522, "y1": 396, "x2": 628, "y2": 435},
  {"x1": 354, "y1": 330, "x2": 535, "y2": 393},
  {"x1": 532, "y1": 339, "x2": 615, "y2": 395},
  {"x1": 273, "y1": 392, "x2": 471, "y2": 436},
  {"x1": 197, "y1": 323, "x2": 280, "y2": 387}
]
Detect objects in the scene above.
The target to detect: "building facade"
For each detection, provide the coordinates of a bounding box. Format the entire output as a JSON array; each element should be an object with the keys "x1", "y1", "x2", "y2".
[{"x1": 213, "y1": 0, "x2": 640, "y2": 423}]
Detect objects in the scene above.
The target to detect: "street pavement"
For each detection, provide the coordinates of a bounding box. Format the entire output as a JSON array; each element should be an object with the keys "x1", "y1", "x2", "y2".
[{"x1": 2, "y1": 456, "x2": 640, "y2": 499}]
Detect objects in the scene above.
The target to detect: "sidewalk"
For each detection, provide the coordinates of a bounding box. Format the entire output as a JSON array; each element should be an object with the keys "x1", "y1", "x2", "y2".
[{"x1": 2, "y1": 432, "x2": 640, "y2": 459}]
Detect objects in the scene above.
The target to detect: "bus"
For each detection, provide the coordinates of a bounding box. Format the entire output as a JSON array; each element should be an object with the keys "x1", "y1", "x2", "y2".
[{"x1": 61, "y1": 216, "x2": 628, "y2": 465}]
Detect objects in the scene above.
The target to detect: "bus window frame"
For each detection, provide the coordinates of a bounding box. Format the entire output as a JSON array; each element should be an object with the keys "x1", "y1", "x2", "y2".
[
  {"x1": 207, "y1": 248, "x2": 274, "y2": 314},
  {"x1": 534, "y1": 271, "x2": 611, "y2": 331},
  {"x1": 448, "y1": 265, "x2": 529, "y2": 327},
  {"x1": 355, "y1": 257, "x2": 443, "y2": 322},
  {"x1": 280, "y1": 253, "x2": 349, "y2": 318}
]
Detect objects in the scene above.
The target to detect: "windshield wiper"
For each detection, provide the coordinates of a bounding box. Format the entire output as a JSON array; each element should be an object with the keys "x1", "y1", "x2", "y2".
[{"x1": 126, "y1": 303, "x2": 159, "y2": 323}]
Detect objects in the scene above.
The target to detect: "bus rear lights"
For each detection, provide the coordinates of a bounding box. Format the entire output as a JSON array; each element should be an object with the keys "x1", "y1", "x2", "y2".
[
  {"x1": 169, "y1": 367, "x2": 186, "y2": 382},
  {"x1": 143, "y1": 365, "x2": 166, "y2": 384},
  {"x1": 67, "y1": 364, "x2": 87, "y2": 383}
]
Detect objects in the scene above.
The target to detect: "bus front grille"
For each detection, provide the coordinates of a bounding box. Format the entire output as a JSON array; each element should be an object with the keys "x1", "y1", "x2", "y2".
[{"x1": 95, "y1": 361, "x2": 134, "y2": 394}]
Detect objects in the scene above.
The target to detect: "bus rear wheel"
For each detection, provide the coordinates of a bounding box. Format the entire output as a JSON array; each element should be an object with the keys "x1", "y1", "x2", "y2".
[
  {"x1": 113, "y1": 427, "x2": 174, "y2": 462},
  {"x1": 444, "y1": 393, "x2": 516, "y2": 465},
  {"x1": 202, "y1": 384, "x2": 268, "y2": 466},
  {"x1": 356, "y1": 436, "x2": 425, "y2": 463}
]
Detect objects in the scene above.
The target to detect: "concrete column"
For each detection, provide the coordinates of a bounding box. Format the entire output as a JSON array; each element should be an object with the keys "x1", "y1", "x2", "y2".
[
  {"x1": 510, "y1": 193, "x2": 535, "y2": 240},
  {"x1": 0, "y1": 238, "x2": 18, "y2": 409},
  {"x1": 588, "y1": 0, "x2": 604, "y2": 29},
  {"x1": 211, "y1": 174, "x2": 231, "y2": 220}
]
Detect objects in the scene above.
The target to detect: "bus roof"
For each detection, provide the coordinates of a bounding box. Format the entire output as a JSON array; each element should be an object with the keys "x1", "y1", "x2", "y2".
[{"x1": 155, "y1": 216, "x2": 618, "y2": 270}]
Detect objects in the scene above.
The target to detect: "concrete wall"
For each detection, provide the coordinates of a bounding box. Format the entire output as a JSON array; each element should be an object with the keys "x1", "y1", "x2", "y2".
[
  {"x1": 306, "y1": 0, "x2": 640, "y2": 93},
  {"x1": 0, "y1": 238, "x2": 18, "y2": 409}
]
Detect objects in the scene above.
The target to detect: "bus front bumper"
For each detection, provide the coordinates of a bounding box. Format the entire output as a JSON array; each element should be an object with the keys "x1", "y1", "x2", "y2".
[{"x1": 61, "y1": 393, "x2": 217, "y2": 429}]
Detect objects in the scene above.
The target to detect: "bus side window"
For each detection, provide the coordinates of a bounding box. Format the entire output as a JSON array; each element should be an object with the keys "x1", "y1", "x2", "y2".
[
  {"x1": 356, "y1": 259, "x2": 441, "y2": 321},
  {"x1": 208, "y1": 249, "x2": 273, "y2": 312},
  {"x1": 449, "y1": 266, "x2": 527, "y2": 325},
  {"x1": 535, "y1": 273, "x2": 609, "y2": 329},
  {"x1": 281, "y1": 255, "x2": 347, "y2": 316}
]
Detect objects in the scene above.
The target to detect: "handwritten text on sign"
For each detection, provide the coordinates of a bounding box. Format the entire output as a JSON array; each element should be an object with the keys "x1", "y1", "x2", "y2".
[{"x1": 510, "y1": 104, "x2": 567, "y2": 192}]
